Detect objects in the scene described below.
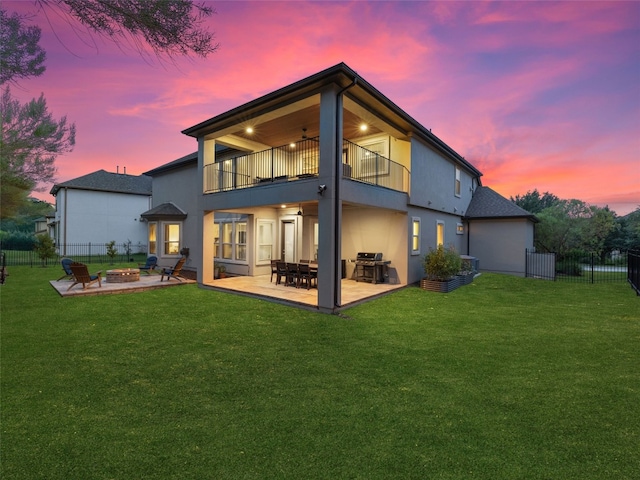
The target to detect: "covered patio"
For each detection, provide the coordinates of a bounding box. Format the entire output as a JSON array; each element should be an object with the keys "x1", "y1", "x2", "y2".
[{"x1": 202, "y1": 275, "x2": 405, "y2": 310}]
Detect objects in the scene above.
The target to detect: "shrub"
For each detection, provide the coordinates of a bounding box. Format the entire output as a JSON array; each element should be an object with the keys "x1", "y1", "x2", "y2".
[
  {"x1": 423, "y1": 244, "x2": 462, "y2": 281},
  {"x1": 33, "y1": 234, "x2": 56, "y2": 266}
]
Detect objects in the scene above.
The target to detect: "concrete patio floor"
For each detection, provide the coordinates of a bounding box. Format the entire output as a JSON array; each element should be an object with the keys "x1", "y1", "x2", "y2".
[
  {"x1": 50, "y1": 272, "x2": 405, "y2": 310},
  {"x1": 202, "y1": 274, "x2": 406, "y2": 310},
  {"x1": 50, "y1": 273, "x2": 196, "y2": 297}
]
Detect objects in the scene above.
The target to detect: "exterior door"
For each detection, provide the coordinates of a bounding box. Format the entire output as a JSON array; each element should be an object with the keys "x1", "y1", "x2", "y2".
[{"x1": 281, "y1": 220, "x2": 296, "y2": 262}]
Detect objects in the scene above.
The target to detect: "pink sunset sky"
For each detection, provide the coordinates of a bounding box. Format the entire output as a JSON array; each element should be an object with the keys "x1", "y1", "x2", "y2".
[{"x1": 6, "y1": 0, "x2": 640, "y2": 215}]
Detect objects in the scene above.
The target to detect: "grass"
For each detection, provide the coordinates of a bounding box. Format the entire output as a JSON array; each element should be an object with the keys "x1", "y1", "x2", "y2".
[{"x1": 1, "y1": 265, "x2": 639, "y2": 479}]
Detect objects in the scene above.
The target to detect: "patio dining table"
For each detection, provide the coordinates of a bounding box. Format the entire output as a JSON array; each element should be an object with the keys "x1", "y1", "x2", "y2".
[{"x1": 277, "y1": 262, "x2": 318, "y2": 288}]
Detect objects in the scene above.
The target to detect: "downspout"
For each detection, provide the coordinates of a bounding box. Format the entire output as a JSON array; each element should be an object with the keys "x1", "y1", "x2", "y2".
[
  {"x1": 334, "y1": 77, "x2": 358, "y2": 310},
  {"x1": 63, "y1": 187, "x2": 68, "y2": 256}
]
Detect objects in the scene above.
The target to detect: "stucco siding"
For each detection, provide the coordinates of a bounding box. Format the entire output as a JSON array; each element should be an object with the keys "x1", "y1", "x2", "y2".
[
  {"x1": 469, "y1": 219, "x2": 534, "y2": 276},
  {"x1": 59, "y1": 189, "x2": 149, "y2": 245},
  {"x1": 409, "y1": 138, "x2": 474, "y2": 214}
]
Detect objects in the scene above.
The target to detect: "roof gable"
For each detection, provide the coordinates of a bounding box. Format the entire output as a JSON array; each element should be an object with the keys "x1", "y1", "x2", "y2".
[
  {"x1": 140, "y1": 202, "x2": 187, "y2": 220},
  {"x1": 465, "y1": 186, "x2": 538, "y2": 222},
  {"x1": 50, "y1": 170, "x2": 152, "y2": 196}
]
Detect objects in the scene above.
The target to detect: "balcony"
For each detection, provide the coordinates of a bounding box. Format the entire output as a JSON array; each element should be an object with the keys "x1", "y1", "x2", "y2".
[{"x1": 203, "y1": 137, "x2": 409, "y2": 194}]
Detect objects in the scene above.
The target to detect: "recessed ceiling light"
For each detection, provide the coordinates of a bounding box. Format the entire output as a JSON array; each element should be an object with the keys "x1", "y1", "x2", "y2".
[
  {"x1": 246, "y1": 127, "x2": 254, "y2": 134},
  {"x1": 360, "y1": 124, "x2": 368, "y2": 132}
]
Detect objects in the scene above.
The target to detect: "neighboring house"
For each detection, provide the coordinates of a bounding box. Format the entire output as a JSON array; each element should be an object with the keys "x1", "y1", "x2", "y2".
[
  {"x1": 50, "y1": 170, "x2": 152, "y2": 254},
  {"x1": 465, "y1": 186, "x2": 538, "y2": 276},
  {"x1": 34, "y1": 215, "x2": 55, "y2": 237},
  {"x1": 143, "y1": 63, "x2": 532, "y2": 312}
]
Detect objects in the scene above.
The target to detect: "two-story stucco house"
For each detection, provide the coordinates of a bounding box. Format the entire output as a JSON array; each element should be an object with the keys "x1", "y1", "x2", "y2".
[
  {"x1": 50, "y1": 169, "x2": 152, "y2": 254},
  {"x1": 143, "y1": 63, "x2": 536, "y2": 312}
]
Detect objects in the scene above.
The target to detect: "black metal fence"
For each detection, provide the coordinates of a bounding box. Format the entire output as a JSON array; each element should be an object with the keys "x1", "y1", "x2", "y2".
[
  {"x1": 0, "y1": 242, "x2": 148, "y2": 267},
  {"x1": 526, "y1": 249, "x2": 629, "y2": 284},
  {"x1": 629, "y1": 250, "x2": 640, "y2": 295}
]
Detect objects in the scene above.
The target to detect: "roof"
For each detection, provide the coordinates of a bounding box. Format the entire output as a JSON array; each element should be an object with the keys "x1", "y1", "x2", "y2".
[
  {"x1": 143, "y1": 152, "x2": 198, "y2": 176},
  {"x1": 140, "y1": 202, "x2": 187, "y2": 220},
  {"x1": 181, "y1": 62, "x2": 482, "y2": 178},
  {"x1": 465, "y1": 186, "x2": 538, "y2": 222},
  {"x1": 50, "y1": 170, "x2": 152, "y2": 196}
]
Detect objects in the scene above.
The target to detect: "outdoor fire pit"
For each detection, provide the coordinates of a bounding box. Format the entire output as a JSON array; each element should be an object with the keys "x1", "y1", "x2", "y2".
[{"x1": 106, "y1": 268, "x2": 140, "y2": 283}]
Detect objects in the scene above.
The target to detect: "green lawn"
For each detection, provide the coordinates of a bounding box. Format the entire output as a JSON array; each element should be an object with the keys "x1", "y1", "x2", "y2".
[{"x1": 1, "y1": 265, "x2": 639, "y2": 479}]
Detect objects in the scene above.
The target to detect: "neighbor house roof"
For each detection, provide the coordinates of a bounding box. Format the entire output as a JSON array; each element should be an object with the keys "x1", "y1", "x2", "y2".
[
  {"x1": 140, "y1": 202, "x2": 187, "y2": 220},
  {"x1": 50, "y1": 170, "x2": 152, "y2": 196},
  {"x1": 465, "y1": 186, "x2": 538, "y2": 222},
  {"x1": 181, "y1": 62, "x2": 483, "y2": 179}
]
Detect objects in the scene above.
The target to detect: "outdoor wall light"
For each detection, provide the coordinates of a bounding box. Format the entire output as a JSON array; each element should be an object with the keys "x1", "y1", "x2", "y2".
[{"x1": 318, "y1": 184, "x2": 327, "y2": 195}]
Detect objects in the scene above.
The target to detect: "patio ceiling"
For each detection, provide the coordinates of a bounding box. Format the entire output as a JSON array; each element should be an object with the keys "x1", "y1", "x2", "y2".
[{"x1": 229, "y1": 105, "x2": 385, "y2": 148}]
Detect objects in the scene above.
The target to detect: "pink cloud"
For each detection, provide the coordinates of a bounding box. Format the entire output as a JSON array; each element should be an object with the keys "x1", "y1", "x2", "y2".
[{"x1": 5, "y1": 0, "x2": 638, "y2": 216}]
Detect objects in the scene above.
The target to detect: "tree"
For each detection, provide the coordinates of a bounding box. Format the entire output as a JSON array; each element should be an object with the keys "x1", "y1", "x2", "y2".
[
  {"x1": 0, "y1": 8, "x2": 46, "y2": 84},
  {"x1": 535, "y1": 199, "x2": 617, "y2": 257},
  {"x1": 511, "y1": 189, "x2": 560, "y2": 214},
  {"x1": 35, "y1": 0, "x2": 218, "y2": 59},
  {"x1": 1, "y1": 86, "x2": 76, "y2": 219},
  {"x1": 33, "y1": 233, "x2": 56, "y2": 266}
]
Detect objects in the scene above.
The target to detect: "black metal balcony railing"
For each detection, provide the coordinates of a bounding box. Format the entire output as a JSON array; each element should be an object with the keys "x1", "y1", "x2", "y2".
[{"x1": 203, "y1": 137, "x2": 409, "y2": 194}]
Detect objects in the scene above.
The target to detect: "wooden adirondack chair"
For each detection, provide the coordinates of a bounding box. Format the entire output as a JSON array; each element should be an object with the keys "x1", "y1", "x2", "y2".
[
  {"x1": 160, "y1": 256, "x2": 186, "y2": 282},
  {"x1": 67, "y1": 262, "x2": 102, "y2": 291}
]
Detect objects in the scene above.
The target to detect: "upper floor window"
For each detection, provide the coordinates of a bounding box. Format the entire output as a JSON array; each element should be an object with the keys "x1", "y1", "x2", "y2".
[
  {"x1": 411, "y1": 217, "x2": 421, "y2": 255},
  {"x1": 455, "y1": 167, "x2": 461, "y2": 197}
]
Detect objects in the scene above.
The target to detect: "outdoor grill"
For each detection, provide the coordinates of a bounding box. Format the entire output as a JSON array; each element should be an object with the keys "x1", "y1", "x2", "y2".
[{"x1": 354, "y1": 252, "x2": 390, "y2": 284}]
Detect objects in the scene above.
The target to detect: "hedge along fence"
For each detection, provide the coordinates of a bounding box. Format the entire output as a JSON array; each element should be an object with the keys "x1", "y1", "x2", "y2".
[{"x1": 0, "y1": 242, "x2": 148, "y2": 267}]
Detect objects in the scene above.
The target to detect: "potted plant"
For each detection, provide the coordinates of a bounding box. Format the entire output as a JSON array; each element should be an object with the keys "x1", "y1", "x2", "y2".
[
  {"x1": 457, "y1": 257, "x2": 476, "y2": 286},
  {"x1": 216, "y1": 264, "x2": 227, "y2": 279},
  {"x1": 421, "y1": 244, "x2": 462, "y2": 293}
]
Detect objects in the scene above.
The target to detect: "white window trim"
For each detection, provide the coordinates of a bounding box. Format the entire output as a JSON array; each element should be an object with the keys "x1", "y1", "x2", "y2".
[
  {"x1": 256, "y1": 219, "x2": 275, "y2": 265},
  {"x1": 161, "y1": 221, "x2": 182, "y2": 258},
  {"x1": 455, "y1": 167, "x2": 461, "y2": 197},
  {"x1": 411, "y1": 217, "x2": 421, "y2": 255},
  {"x1": 215, "y1": 220, "x2": 249, "y2": 263}
]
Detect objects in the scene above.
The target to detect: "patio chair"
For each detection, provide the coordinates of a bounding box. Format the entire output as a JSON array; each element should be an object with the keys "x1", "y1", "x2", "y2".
[
  {"x1": 298, "y1": 263, "x2": 317, "y2": 290},
  {"x1": 138, "y1": 255, "x2": 158, "y2": 275},
  {"x1": 275, "y1": 261, "x2": 287, "y2": 285},
  {"x1": 67, "y1": 262, "x2": 102, "y2": 291},
  {"x1": 57, "y1": 258, "x2": 74, "y2": 281},
  {"x1": 160, "y1": 256, "x2": 186, "y2": 282},
  {"x1": 285, "y1": 263, "x2": 300, "y2": 287},
  {"x1": 270, "y1": 259, "x2": 278, "y2": 282}
]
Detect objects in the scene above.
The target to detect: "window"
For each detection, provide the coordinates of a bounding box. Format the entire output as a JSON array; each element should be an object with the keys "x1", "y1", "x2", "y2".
[
  {"x1": 455, "y1": 167, "x2": 461, "y2": 197},
  {"x1": 436, "y1": 221, "x2": 445, "y2": 247},
  {"x1": 213, "y1": 222, "x2": 220, "y2": 258},
  {"x1": 148, "y1": 222, "x2": 157, "y2": 255},
  {"x1": 216, "y1": 219, "x2": 250, "y2": 262},
  {"x1": 221, "y1": 223, "x2": 233, "y2": 259},
  {"x1": 457, "y1": 223, "x2": 464, "y2": 235},
  {"x1": 236, "y1": 222, "x2": 247, "y2": 261},
  {"x1": 411, "y1": 217, "x2": 421, "y2": 255},
  {"x1": 164, "y1": 223, "x2": 181, "y2": 255},
  {"x1": 257, "y1": 220, "x2": 274, "y2": 263},
  {"x1": 359, "y1": 138, "x2": 389, "y2": 176}
]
